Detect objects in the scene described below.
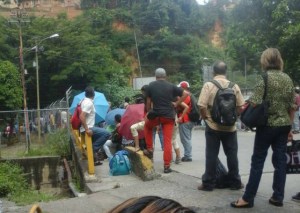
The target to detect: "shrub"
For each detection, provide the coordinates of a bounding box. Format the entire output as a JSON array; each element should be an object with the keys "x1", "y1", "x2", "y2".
[
  {"x1": 45, "y1": 128, "x2": 71, "y2": 157},
  {"x1": 0, "y1": 162, "x2": 28, "y2": 197},
  {"x1": 25, "y1": 128, "x2": 70, "y2": 157}
]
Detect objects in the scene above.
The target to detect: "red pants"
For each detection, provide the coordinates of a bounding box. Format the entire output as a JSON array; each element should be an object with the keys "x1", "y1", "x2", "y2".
[{"x1": 144, "y1": 117, "x2": 175, "y2": 167}]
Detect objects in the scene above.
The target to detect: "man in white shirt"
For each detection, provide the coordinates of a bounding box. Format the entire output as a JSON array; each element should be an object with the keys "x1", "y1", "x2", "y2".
[{"x1": 79, "y1": 87, "x2": 111, "y2": 165}]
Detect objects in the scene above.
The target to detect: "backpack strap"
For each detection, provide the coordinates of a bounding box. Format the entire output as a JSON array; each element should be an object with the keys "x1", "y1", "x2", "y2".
[
  {"x1": 211, "y1": 80, "x2": 235, "y2": 89},
  {"x1": 228, "y1": 82, "x2": 235, "y2": 89},
  {"x1": 211, "y1": 80, "x2": 223, "y2": 90}
]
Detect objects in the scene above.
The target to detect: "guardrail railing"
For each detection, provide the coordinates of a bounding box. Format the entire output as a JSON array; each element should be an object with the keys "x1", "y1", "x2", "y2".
[{"x1": 71, "y1": 129, "x2": 95, "y2": 176}]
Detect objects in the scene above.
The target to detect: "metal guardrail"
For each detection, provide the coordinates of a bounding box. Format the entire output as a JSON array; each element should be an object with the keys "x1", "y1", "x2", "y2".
[
  {"x1": 71, "y1": 129, "x2": 95, "y2": 176},
  {"x1": 29, "y1": 204, "x2": 42, "y2": 213}
]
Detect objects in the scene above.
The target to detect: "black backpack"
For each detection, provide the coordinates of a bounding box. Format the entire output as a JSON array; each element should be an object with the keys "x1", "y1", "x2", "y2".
[
  {"x1": 210, "y1": 80, "x2": 237, "y2": 126},
  {"x1": 188, "y1": 94, "x2": 200, "y2": 122}
]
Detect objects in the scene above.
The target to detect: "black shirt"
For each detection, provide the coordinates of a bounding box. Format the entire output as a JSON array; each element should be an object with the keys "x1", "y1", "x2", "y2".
[{"x1": 147, "y1": 80, "x2": 183, "y2": 119}]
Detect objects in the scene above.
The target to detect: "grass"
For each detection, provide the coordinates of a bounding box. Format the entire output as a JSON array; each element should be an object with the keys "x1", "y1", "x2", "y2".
[
  {"x1": 8, "y1": 189, "x2": 63, "y2": 206},
  {"x1": 0, "y1": 128, "x2": 71, "y2": 158},
  {"x1": 25, "y1": 128, "x2": 71, "y2": 157}
]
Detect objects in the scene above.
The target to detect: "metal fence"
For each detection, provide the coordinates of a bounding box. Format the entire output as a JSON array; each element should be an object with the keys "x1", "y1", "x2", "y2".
[
  {"x1": 0, "y1": 98, "x2": 70, "y2": 149},
  {"x1": 0, "y1": 87, "x2": 73, "y2": 148}
]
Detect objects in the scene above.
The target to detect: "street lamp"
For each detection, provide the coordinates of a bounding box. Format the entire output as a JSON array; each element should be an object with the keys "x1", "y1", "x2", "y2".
[
  {"x1": 32, "y1": 33, "x2": 59, "y2": 142},
  {"x1": 202, "y1": 57, "x2": 214, "y2": 83}
]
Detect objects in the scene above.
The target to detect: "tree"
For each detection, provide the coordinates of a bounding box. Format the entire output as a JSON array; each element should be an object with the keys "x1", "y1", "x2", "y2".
[
  {"x1": 0, "y1": 60, "x2": 23, "y2": 111},
  {"x1": 0, "y1": 1, "x2": 227, "y2": 109},
  {"x1": 226, "y1": 0, "x2": 300, "y2": 83}
]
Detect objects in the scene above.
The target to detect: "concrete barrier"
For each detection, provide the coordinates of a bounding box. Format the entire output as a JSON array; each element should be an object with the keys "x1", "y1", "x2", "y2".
[{"x1": 124, "y1": 147, "x2": 160, "y2": 181}]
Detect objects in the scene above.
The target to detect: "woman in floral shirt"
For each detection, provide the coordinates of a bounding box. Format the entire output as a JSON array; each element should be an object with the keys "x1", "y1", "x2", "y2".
[{"x1": 231, "y1": 48, "x2": 295, "y2": 208}]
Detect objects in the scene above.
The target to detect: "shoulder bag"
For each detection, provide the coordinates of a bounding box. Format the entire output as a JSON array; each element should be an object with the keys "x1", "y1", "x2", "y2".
[
  {"x1": 240, "y1": 74, "x2": 269, "y2": 129},
  {"x1": 286, "y1": 140, "x2": 300, "y2": 174}
]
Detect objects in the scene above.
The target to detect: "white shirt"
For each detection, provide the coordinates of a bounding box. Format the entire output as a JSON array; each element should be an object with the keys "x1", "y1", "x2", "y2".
[{"x1": 80, "y1": 98, "x2": 95, "y2": 132}]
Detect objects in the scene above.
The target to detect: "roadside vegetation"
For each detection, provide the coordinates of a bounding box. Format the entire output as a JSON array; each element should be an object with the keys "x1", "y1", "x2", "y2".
[
  {"x1": 24, "y1": 128, "x2": 70, "y2": 157},
  {"x1": 0, "y1": 129, "x2": 71, "y2": 205},
  {"x1": 0, "y1": 162, "x2": 62, "y2": 205}
]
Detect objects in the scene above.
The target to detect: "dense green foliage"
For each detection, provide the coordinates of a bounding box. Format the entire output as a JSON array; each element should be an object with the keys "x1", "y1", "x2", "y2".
[
  {"x1": 1, "y1": 0, "x2": 300, "y2": 110},
  {"x1": 0, "y1": 162, "x2": 28, "y2": 197},
  {"x1": 0, "y1": 0, "x2": 227, "y2": 109},
  {"x1": 0, "y1": 60, "x2": 23, "y2": 110},
  {"x1": 226, "y1": 0, "x2": 300, "y2": 85}
]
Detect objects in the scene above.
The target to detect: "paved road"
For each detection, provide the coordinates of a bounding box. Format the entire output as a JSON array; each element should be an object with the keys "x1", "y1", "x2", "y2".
[{"x1": 2, "y1": 127, "x2": 300, "y2": 213}]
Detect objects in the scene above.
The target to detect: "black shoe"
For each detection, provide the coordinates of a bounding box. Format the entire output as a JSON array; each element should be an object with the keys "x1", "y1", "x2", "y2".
[
  {"x1": 96, "y1": 149, "x2": 107, "y2": 161},
  {"x1": 94, "y1": 160, "x2": 103, "y2": 166},
  {"x1": 181, "y1": 156, "x2": 192, "y2": 162},
  {"x1": 269, "y1": 197, "x2": 283, "y2": 207},
  {"x1": 197, "y1": 184, "x2": 213, "y2": 191},
  {"x1": 164, "y1": 167, "x2": 172, "y2": 173},
  {"x1": 292, "y1": 192, "x2": 300, "y2": 202}
]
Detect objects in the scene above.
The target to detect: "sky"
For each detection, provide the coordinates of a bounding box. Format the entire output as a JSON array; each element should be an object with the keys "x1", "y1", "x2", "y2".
[{"x1": 196, "y1": 0, "x2": 208, "y2": 5}]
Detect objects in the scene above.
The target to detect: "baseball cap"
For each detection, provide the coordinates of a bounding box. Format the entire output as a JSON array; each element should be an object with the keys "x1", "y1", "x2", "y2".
[{"x1": 177, "y1": 81, "x2": 190, "y2": 89}]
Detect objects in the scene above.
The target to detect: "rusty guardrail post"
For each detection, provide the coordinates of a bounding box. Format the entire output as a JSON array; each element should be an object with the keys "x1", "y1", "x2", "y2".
[{"x1": 29, "y1": 204, "x2": 42, "y2": 213}]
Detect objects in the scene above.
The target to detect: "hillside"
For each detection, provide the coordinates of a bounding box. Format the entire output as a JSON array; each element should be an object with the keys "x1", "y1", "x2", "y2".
[
  {"x1": 0, "y1": 0, "x2": 232, "y2": 108},
  {"x1": 0, "y1": 0, "x2": 82, "y2": 19}
]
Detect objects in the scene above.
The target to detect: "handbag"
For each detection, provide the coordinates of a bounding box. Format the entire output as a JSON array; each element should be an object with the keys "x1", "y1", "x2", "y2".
[
  {"x1": 240, "y1": 74, "x2": 269, "y2": 129},
  {"x1": 286, "y1": 140, "x2": 300, "y2": 174},
  {"x1": 147, "y1": 109, "x2": 158, "y2": 120}
]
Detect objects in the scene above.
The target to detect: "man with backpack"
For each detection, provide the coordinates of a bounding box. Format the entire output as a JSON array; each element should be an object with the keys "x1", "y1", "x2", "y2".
[
  {"x1": 177, "y1": 81, "x2": 195, "y2": 162},
  {"x1": 198, "y1": 61, "x2": 245, "y2": 191},
  {"x1": 79, "y1": 86, "x2": 111, "y2": 166}
]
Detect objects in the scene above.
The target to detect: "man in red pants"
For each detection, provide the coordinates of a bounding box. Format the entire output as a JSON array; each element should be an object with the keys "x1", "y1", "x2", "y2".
[{"x1": 143, "y1": 68, "x2": 189, "y2": 173}]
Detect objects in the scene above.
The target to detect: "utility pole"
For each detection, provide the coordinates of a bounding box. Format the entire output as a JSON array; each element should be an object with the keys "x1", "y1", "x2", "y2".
[
  {"x1": 134, "y1": 29, "x2": 142, "y2": 78},
  {"x1": 244, "y1": 55, "x2": 247, "y2": 95},
  {"x1": 9, "y1": 7, "x2": 31, "y2": 152}
]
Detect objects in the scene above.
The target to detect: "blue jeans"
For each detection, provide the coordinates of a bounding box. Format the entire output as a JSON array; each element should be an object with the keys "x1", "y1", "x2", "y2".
[
  {"x1": 242, "y1": 126, "x2": 290, "y2": 204},
  {"x1": 90, "y1": 127, "x2": 111, "y2": 153},
  {"x1": 152, "y1": 124, "x2": 164, "y2": 150},
  {"x1": 202, "y1": 125, "x2": 241, "y2": 188},
  {"x1": 178, "y1": 121, "x2": 194, "y2": 159}
]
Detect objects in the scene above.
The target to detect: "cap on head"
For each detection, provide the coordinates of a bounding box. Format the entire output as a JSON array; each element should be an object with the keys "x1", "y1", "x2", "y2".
[
  {"x1": 155, "y1": 68, "x2": 166, "y2": 78},
  {"x1": 177, "y1": 81, "x2": 190, "y2": 89}
]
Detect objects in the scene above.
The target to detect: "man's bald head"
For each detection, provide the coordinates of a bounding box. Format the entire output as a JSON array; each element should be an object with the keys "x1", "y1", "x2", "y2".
[{"x1": 213, "y1": 61, "x2": 227, "y2": 75}]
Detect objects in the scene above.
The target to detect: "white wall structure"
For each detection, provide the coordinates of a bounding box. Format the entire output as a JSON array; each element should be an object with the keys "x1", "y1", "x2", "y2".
[{"x1": 133, "y1": 77, "x2": 156, "y2": 90}]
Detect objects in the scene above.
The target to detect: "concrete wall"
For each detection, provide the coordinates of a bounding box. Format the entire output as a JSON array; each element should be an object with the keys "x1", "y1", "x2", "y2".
[{"x1": 0, "y1": 156, "x2": 61, "y2": 190}]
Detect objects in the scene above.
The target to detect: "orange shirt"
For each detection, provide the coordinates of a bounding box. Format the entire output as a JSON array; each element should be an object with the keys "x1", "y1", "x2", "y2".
[{"x1": 177, "y1": 95, "x2": 191, "y2": 123}]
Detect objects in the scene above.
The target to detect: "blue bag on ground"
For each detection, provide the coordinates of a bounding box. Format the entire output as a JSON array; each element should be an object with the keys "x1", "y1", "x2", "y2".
[{"x1": 109, "y1": 150, "x2": 131, "y2": 176}]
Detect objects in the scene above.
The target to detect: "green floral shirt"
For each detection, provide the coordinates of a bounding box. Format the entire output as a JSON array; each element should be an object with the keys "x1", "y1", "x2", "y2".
[{"x1": 249, "y1": 70, "x2": 294, "y2": 127}]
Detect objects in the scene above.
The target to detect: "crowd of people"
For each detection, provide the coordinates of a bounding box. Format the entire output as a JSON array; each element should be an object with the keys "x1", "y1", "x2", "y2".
[{"x1": 77, "y1": 48, "x2": 299, "y2": 208}]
